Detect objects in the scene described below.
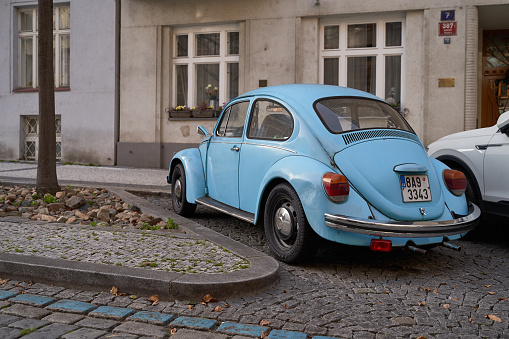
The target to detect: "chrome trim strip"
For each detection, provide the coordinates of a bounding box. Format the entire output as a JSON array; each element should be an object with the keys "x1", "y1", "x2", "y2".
[
  {"x1": 243, "y1": 143, "x2": 297, "y2": 153},
  {"x1": 196, "y1": 197, "x2": 255, "y2": 224},
  {"x1": 324, "y1": 203, "x2": 480, "y2": 238}
]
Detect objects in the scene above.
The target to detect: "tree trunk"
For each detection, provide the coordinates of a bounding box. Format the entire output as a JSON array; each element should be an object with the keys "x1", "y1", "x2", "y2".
[{"x1": 36, "y1": 0, "x2": 59, "y2": 195}]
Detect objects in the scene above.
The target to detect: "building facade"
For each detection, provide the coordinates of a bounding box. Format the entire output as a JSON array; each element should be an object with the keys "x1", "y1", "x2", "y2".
[
  {"x1": 1, "y1": 0, "x2": 508, "y2": 169},
  {"x1": 0, "y1": 0, "x2": 118, "y2": 166}
]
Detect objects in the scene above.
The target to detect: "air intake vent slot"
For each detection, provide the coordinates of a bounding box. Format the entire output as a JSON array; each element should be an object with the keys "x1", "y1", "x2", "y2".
[{"x1": 342, "y1": 130, "x2": 420, "y2": 145}]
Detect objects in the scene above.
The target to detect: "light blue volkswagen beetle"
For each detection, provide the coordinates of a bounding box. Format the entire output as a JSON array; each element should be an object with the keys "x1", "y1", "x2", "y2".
[{"x1": 168, "y1": 84, "x2": 480, "y2": 263}]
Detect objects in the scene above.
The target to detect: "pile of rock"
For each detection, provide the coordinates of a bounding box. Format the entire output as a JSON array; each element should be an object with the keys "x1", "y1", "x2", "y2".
[{"x1": 0, "y1": 185, "x2": 167, "y2": 229}]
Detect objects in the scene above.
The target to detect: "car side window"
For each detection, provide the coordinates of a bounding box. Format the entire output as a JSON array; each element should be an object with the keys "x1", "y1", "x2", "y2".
[
  {"x1": 216, "y1": 101, "x2": 250, "y2": 138},
  {"x1": 247, "y1": 100, "x2": 293, "y2": 140}
]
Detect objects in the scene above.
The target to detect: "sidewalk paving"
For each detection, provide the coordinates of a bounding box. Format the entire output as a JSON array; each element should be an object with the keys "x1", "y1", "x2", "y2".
[{"x1": 0, "y1": 162, "x2": 279, "y2": 301}]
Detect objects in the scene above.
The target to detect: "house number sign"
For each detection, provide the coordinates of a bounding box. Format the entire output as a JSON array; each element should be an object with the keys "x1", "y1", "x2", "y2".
[{"x1": 439, "y1": 22, "x2": 457, "y2": 36}]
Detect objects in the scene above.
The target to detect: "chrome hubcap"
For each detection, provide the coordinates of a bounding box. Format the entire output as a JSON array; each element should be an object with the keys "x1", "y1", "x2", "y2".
[
  {"x1": 174, "y1": 179, "x2": 182, "y2": 200},
  {"x1": 275, "y1": 206, "x2": 293, "y2": 239}
]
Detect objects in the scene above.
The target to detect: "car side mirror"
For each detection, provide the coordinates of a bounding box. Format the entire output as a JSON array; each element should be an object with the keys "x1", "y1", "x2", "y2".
[
  {"x1": 496, "y1": 111, "x2": 509, "y2": 136},
  {"x1": 197, "y1": 125, "x2": 209, "y2": 136}
]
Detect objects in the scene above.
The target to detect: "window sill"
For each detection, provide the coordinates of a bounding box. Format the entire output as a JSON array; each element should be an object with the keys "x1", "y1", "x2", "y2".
[{"x1": 13, "y1": 87, "x2": 71, "y2": 93}]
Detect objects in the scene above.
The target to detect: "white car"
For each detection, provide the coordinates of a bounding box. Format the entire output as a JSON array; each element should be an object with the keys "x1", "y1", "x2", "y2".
[{"x1": 427, "y1": 111, "x2": 509, "y2": 218}]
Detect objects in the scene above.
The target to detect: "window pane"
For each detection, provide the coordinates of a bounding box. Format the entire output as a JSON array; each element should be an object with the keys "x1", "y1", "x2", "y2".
[
  {"x1": 196, "y1": 63, "x2": 219, "y2": 105},
  {"x1": 216, "y1": 101, "x2": 249, "y2": 138},
  {"x1": 385, "y1": 55, "x2": 401, "y2": 107},
  {"x1": 386, "y1": 22, "x2": 402, "y2": 47},
  {"x1": 20, "y1": 10, "x2": 33, "y2": 32},
  {"x1": 324, "y1": 25, "x2": 339, "y2": 49},
  {"x1": 176, "y1": 35, "x2": 188, "y2": 57},
  {"x1": 196, "y1": 33, "x2": 220, "y2": 56},
  {"x1": 176, "y1": 65, "x2": 188, "y2": 106},
  {"x1": 225, "y1": 101, "x2": 249, "y2": 137},
  {"x1": 324, "y1": 58, "x2": 339, "y2": 85},
  {"x1": 248, "y1": 100, "x2": 293, "y2": 140},
  {"x1": 228, "y1": 63, "x2": 239, "y2": 102},
  {"x1": 59, "y1": 7, "x2": 70, "y2": 29},
  {"x1": 60, "y1": 35, "x2": 70, "y2": 87},
  {"x1": 228, "y1": 32, "x2": 239, "y2": 55},
  {"x1": 20, "y1": 37, "x2": 33, "y2": 88},
  {"x1": 315, "y1": 98, "x2": 412, "y2": 133},
  {"x1": 347, "y1": 56, "x2": 376, "y2": 94},
  {"x1": 348, "y1": 23, "x2": 376, "y2": 48}
]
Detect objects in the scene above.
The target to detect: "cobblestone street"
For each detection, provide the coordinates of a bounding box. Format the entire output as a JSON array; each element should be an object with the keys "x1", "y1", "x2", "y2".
[
  {"x1": 145, "y1": 195, "x2": 509, "y2": 338},
  {"x1": 0, "y1": 193, "x2": 507, "y2": 338}
]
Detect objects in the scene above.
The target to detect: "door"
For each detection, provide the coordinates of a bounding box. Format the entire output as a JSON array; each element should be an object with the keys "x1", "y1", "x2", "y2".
[
  {"x1": 206, "y1": 100, "x2": 250, "y2": 208},
  {"x1": 481, "y1": 30, "x2": 509, "y2": 128}
]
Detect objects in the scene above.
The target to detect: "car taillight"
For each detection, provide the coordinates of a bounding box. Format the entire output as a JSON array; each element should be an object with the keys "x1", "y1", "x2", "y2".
[
  {"x1": 443, "y1": 169, "x2": 467, "y2": 196},
  {"x1": 322, "y1": 172, "x2": 349, "y2": 203},
  {"x1": 370, "y1": 239, "x2": 392, "y2": 252}
]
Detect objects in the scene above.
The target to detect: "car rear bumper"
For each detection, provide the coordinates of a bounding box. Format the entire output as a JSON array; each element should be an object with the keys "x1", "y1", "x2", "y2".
[{"x1": 324, "y1": 203, "x2": 481, "y2": 238}]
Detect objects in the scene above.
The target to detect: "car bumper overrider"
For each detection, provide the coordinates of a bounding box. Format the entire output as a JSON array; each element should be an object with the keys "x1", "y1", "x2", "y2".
[{"x1": 324, "y1": 203, "x2": 480, "y2": 238}]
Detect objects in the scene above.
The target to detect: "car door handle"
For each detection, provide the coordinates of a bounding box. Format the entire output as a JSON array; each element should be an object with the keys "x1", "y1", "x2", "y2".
[{"x1": 231, "y1": 146, "x2": 240, "y2": 152}]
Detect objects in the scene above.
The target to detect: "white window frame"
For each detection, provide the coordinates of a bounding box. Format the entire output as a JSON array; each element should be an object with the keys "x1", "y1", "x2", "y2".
[
  {"x1": 319, "y1": 15, "x2": 405, "y2": 106},
  {"x1": 172, "y1": 24, "x2": 239, "y2": 108},
  {"x1": 17, "y1": 5, "x2": 70, "y2": 89}
]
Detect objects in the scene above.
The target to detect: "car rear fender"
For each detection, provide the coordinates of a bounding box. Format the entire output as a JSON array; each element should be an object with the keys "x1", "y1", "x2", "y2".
[
  {"x1": 429, "y1": 158, "x2": 470, "y2": 216},
  {"x1": 168, "y1": 148, "x2": 206, "y2": 204},
  {"x1": 253, "y1": 155, "x2": 373, "y2": 236}
]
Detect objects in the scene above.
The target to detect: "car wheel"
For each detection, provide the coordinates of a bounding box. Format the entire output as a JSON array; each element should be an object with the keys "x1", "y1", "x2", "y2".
[
  {"x1": 171, "y1": 163, "x2": 196, "y2": 217},
  {"x1": 264, "y1": 183, "x2": 317, "y2": 264}
]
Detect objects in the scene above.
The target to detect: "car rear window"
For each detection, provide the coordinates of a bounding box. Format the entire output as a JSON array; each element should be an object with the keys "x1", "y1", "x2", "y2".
[{"x1": 314, "y1": 97, "x2": 413, "y2": 134}]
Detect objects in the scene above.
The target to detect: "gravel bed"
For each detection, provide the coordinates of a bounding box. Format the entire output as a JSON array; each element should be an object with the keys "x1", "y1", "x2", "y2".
[{"x1": 0, "y1": 220, "x2": 249, "y2": 274}]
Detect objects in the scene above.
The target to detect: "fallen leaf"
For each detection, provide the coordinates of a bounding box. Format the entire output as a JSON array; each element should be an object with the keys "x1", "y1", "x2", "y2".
[
  {"x1": 188, "y1": 305, "x2": 193, "y2": 309},
  {"x1": 486, "y1": 314, "x2": 502, "y2": 322},
  {"x1": 170, "y1": 328, "x2": 177, "y2": 334},
  {"x1": 418, "y1": 302, "x2": 426, "y2": 307},
  {"x1": 260, "y1": 320, "x2": 270, "y2": 326},
  {"x1": 147, "y1": 295, "x2": 159, "y2": 306},
  {"x1": 433, "y1": 288, "x2": 438, "y2": 294},
  {"x1": 468, "y1": 318, "x2": 472, "y2": 323},
  {"x1": 443, "y1": 304, "x2": 450, "y2": 309},
  {"x1": 488, "y1": 292, "x2": 496, "y2": 295},
  {"x1": 110, "y1": 286, "x2": 119, "y2": 296},
  {"x1": 202, "y1": 302, "x2": 207, "y2": 306},
  {"x1": 224, "y1": 303, "x2": 231, "y2": 308},
  {"x1": 203, "y1": 294, "x2": 219, "y2": 303},
  {"x1": 486, "y1": 284, "x2": 492, "y2": 288},
  {"x1": 283, "y1": 289, "x2": 287, "y2": 293},
  {"x1": 416, "y1": 336, "x2": 428, "y2": 339},
  {"x1": 382, "y1": 291, "x2": 388, "y2": 294},
  {"x1": 453, "y1": 298, "x2": 459, "y2": 301},
  {"x1": 261, "y1": 331, "x2": 268, "y2": 339},
  {"x1": 422, "y1": 286, "x2": 431, "y2": 292},
  {"x1": 498, "y1": 297, "x2": 507, "y2": 301},
  {"x1": 0, "y1": 279, "x2": 9, "y2": 285},
  {"x1": 214, "y1": 306, "x2": 223, "y2": 312},
  {"x1": 283, "y1": 304, "x2": 290, "y2": 309}
]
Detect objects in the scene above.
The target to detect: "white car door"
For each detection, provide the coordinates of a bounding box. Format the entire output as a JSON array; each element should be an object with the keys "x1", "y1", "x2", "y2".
[{"x1": 483, "y1": 130, "x2": 509, "y2": 203}]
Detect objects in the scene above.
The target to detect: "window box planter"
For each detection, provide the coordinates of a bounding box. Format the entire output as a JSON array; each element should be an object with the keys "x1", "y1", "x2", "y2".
[
  {"x1": 192, "y1": 109, "x2": 217, "y2": 118},
  {"x1": 168, "y1": 110, "x2": 192, "y2": 119}
]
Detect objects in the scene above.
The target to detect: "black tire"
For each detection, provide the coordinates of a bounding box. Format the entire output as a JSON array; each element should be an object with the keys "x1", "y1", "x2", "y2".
[
  {"x1": 171, "y1": 163, "x2": 196, "y2": 217},
  {"x1": 264, "y1": 183, "x2": 317, "y2": 264}
]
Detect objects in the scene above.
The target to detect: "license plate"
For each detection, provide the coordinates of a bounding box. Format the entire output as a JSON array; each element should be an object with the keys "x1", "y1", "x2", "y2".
[{"x1": 400, "y1": 175, "x2": 432, "y2": 202}]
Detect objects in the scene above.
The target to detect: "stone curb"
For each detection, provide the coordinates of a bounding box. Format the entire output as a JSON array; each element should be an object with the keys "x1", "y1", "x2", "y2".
[{"x1": 0, "y1": 181, "x2": 280, "y2": 302}]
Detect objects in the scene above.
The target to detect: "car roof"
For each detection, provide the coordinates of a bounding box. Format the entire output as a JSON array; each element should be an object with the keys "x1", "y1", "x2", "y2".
[{"x1": 238, "y1": 84, "x2": 383, "y2": 109}]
